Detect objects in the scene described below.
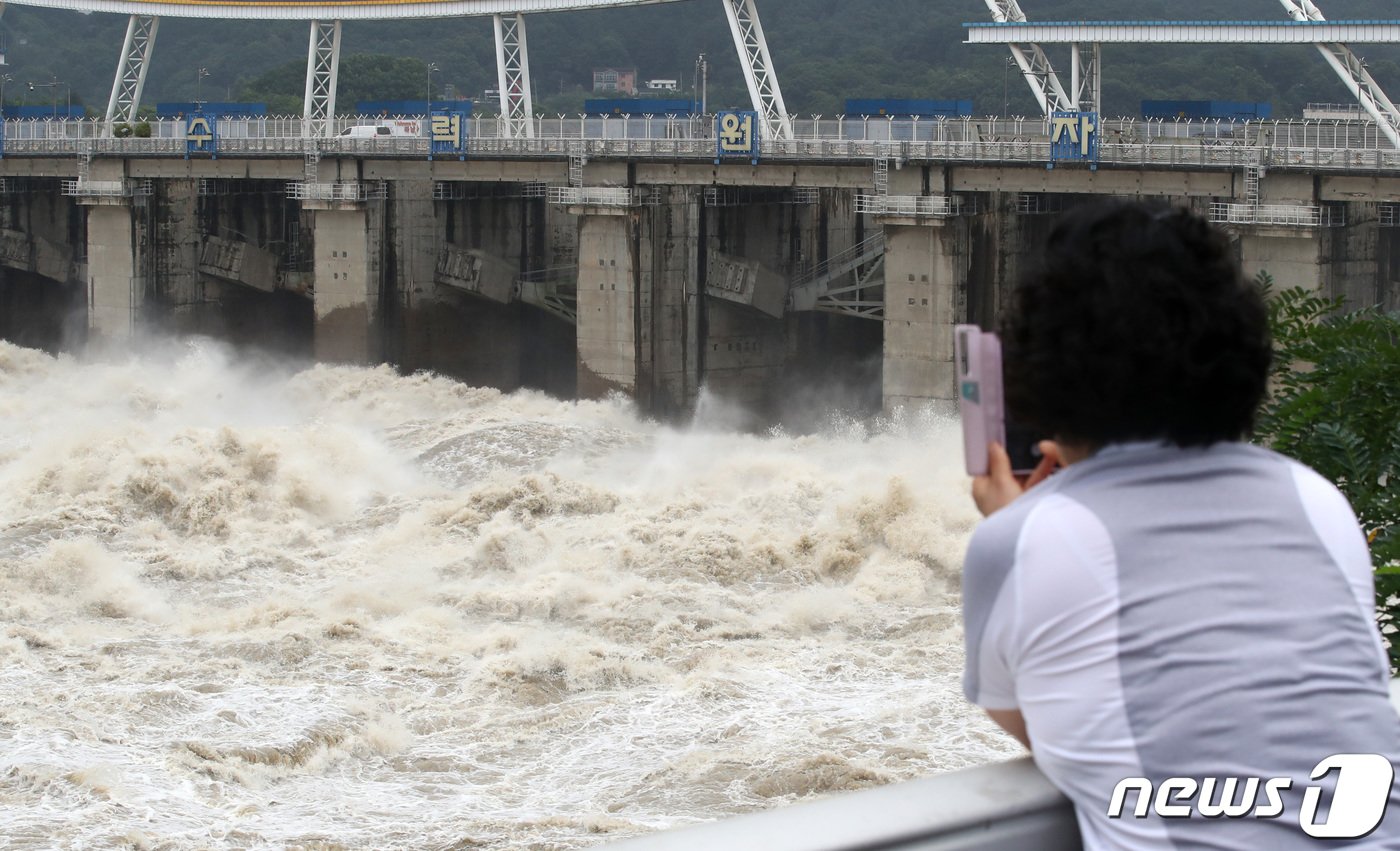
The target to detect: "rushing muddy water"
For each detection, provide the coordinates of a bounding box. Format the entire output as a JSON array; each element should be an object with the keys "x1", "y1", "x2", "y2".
[{"x1": 0, "y1": 338, "x2": 1018, "y2": 850}]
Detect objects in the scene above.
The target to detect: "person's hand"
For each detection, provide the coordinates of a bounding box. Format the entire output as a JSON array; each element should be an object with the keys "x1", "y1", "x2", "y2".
[{"x1": 972, "y1": 441, "x2": 1062, "y2": 517}]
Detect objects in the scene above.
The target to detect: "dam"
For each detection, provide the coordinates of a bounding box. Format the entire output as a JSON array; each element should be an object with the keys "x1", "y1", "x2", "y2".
[{"x1": 3, "y1": 114, "x2": 1400, "y2": 420}]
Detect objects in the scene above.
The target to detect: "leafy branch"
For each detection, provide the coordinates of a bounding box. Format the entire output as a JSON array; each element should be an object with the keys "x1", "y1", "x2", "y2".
[{"x1": 1254, "y1": 273, "x2": 1400, "y2": 670}]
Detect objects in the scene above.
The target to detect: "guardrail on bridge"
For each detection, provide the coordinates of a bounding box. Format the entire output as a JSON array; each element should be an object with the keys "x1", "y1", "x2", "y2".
[{"x1": 1, "y1": 115, "x2": 1399, "y2": 173}]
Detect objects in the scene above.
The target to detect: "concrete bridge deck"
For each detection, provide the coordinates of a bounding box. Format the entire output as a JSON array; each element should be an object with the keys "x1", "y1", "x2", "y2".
[{"x1": 1, "y1": 116, "x2": 1399, "y2": 174}]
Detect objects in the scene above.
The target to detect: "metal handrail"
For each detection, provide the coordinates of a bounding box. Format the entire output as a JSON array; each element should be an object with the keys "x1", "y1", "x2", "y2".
[
  {"x1": 5, "y1": 114, "x2": 1400, "y2": 144},
  {"x1": 548, "y1": 186, "x2": 637, "y2": 206},
  {"x1": 791, "y1": 233, "x2": 885, "y2": 290},
  {"x1": 2, "y1": 116, "x2": 1400, "y2": 173},
  {"x1": 600, "y1": 683, "x2": 1400, "y2": 851},
  {"x1": 598, "y1": 757, "x2": 1080, "y2": 851},
  {"x1": 518, "y1": 264, "x2": 579, "y2": 283},
  {"x1": 856, "y1": 194, "x2": 964, "y2": 217},
  {"x1": 1208, "y1": 201, "x2": 1337, "y2": 227}
]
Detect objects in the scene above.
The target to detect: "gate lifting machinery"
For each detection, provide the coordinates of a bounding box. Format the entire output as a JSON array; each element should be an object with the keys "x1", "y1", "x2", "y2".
[{"x1": 983, "y1": 0, "x2": 1400, "y2": 149}]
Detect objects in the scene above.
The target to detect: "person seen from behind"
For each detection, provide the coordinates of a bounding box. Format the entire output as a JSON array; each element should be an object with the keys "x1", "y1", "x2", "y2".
[{"x1": 961, "y1": 200, "x2": 1400, "y2": 848}]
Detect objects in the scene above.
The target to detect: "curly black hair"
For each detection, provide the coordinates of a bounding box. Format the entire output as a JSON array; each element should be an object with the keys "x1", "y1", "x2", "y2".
[{"x1": 1001, "y1": 201, "x2": 1272, "y2": 448}]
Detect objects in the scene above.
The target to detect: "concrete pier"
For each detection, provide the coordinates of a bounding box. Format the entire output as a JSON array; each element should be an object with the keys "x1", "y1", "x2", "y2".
[
  {"x1": 82, "y1": 160, "x2": 143, "y2": 342},
  {"x1": 311, "y1": 206, "x2": 380, "y2": 364},
  {"x1": 637, "y1": 187, "x2": 701, "y2": 416},
  {"x1": 881, "y1": 221, "x2": 964, "y2": 413},
  {"x1": 575, "y1": 209, "x2": 638, "y2": 399},
  {"x1": 86, "y1": 205, "x2": 140, "y2": 341}
]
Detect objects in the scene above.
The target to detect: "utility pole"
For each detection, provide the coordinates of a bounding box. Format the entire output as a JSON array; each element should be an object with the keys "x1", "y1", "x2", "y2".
[
  {"x1": 1004, "y1": 57, "x2": 1013, "y2": 117},
  {"x1": 28, "y1": 76, "x2": 68, "y2": 118},
  {"x1": 694, "y1": 53, "x2": 708, "y2": 114},
  {"x1": 196, "y1": 66, "x2": 209, "y2": 106},
  {"x1": 426, "y1": 62, "x2": 438, "y2": 113}
]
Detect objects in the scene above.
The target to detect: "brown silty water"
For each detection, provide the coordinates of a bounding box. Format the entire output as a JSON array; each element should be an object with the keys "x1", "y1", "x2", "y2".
[{"x1": 0, "y1": 338, "x2": 1018, "y2": 849}]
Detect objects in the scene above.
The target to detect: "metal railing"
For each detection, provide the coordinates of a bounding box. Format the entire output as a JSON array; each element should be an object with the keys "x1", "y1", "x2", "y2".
[
  {"x1": 598, "y1": 683, "x2": 1400, "y2": 851},
  {"x1": 548, "y1": 186, "x2": 638, "y2": 206},
  {"x1": 60, "y1": 177, "x2": 152, "y2": 197},
  {"x1": 285, "y1": 181, "x2": 388, "y2": 202},
  {"x1": 599, "y1": 757, "x2": 1080, "y2": 851},
  {"x1": 1208, "y1": 202, "x2": 1345, "y2": 227},
  {"x1": 856, "y1": 194, "x2": 964, "y2": 217},
  {"x1": 791, "y1": 233, "x2": 886, "y2": 290},
  {"x1": 4, "y1": 115, "x2": 1400, "y2": 174}
]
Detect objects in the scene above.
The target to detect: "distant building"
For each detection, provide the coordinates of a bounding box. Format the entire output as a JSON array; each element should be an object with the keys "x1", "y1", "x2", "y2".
[
  {"x1": 645, "y1": 79, "x2": 679, "y2": 92},
  {"x1": 593, "y1": 68, "x2": 638, "y2": 95}
]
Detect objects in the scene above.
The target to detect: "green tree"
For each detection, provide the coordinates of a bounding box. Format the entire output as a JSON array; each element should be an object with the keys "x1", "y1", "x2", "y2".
[{"x1": 1254, "y1": 278, "x2": 1400, "y2": 670}]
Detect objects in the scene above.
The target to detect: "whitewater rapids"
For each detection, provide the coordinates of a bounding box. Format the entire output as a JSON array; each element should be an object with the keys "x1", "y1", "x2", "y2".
[{"x1": 0, "y1": 339, "x2": 1018, "y2": 849}]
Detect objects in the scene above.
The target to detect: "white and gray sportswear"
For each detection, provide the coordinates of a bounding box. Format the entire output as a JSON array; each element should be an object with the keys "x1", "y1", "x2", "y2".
[{"x1": 963, "y1": 441, "x2": 1400, "y2": 849}]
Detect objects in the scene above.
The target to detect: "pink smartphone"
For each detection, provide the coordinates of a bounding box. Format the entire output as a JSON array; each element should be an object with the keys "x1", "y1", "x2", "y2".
[
  {"x1": 955, "y1": 325, "x2": 1006, "y2": 477},
  {"x1": 956, "y1": 325, "x2": 1045, "y2": 476}
]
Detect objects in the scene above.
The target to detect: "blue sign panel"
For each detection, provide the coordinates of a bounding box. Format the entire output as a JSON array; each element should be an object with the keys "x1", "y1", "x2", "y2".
[
  {"x1": 185, "y1": 112, "x2": 217, "y2": 158},
  {"x1": 430, "y1": 110, "x2": 467, "y2": 159},
  {"x1": 1049, "y1": 111, "x2": 1098, "y2": 168},
  {"x1": 715, "y1": 111, "x2": 760, "y2": 164}
]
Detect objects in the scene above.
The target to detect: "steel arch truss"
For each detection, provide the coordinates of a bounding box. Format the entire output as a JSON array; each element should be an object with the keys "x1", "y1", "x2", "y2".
[
  {"x1": 105, "y1": 15, "x2": 159, "y2": 127},
  {"x1": 1279, "y1": 0, "x2": 1400, "y2": 149},
  {"x1": 303, "y1": 20, "x2": 342, "y2": 139},
  {"x1": 1070, "y1": 42, "x2": 1101, "y2": 115},
  {"x1": 494, "y1": 13, "x2": 535, "y2": 140},
  {"x1": 985, "y1": 0, "x2": 1071, "y2": 116},
  {"x1": 720, "y1": 0, "x2": 792, "y2": 141}
]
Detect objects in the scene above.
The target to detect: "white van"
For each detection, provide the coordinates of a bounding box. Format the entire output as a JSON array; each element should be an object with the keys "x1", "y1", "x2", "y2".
[
  {"x1": 340, "y1": 124, "x2": 393, "y2": 139},
  {"x1": 338, "y1": 121, "x2": 420, "y2": 139}
]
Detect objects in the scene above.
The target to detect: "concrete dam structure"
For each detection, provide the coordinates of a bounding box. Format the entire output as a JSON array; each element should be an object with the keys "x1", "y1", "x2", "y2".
[{"x1": 4, "y1": 122, "x2": 1400, "y2": 420}]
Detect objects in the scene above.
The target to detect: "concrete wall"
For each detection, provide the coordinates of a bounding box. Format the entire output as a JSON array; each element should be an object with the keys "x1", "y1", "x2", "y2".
[
  {"x1": 576, "y1": 210, "x2": 638, "y2": 397},
  {"x1": 0, "y1": 179, "x2": 84, "y2": 352},
  {"x1": 312, "y1": 206, "x2": 382, "y2": 363},
  {"x1": 1376, "y1": 225, "x2": 1400, "y2": 314},
  {"x1": 1322, "y1": 202, "x2": 1379, "y2": 310},
  {"x1": 882, "y1": 222, "x2": 966, "y2": 412},
  {"x1": 636, "y1": 186, "x2": 700, "y2": 416},
  {"x1": 1239, "y1": 233, "x2": 1324, "y2": 294},
  {"x1": 1318, "y1": 201, "x2": 1400, "y2": 312},
  {"x1": 86, "y1": 204, "x2": 140, "y2": 341}
]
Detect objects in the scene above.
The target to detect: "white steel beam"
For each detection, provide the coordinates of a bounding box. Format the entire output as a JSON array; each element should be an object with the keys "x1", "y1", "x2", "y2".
[
  {"x1": 984, "y1": 0, "x2": 1072, "y2": 116},
  {"x1": 104, "y1": 15, "x2": 159, "y2": 129},
  {"x1": 302, "y1": 20, "x2": 342, "y2": 139},
  {"x1": 493, "y1": 12, "x2": 535, "y2": 140},
  {"x1": 0, "y1": 0, "x2": 693, "y2": 21},
  {"x1": 965, "y1": 21, "x2": 1400, "y2": 44},
  {"x1": 720, "y1": 0, "x2": 792, "y2": 141},
  {"x1": 1070, "y1": 42, "x2": 1101, "y2": 115},
  {"x1": 1278, "y1": 1, "x2": 1400, "y2": 149}
]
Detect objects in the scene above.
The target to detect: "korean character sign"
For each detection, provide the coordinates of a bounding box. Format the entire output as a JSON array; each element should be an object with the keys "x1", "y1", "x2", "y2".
[
  {"x1": 186, "y1": 113, "x2": 217, "y2": 159},
  {"x1": 430, "y1": 110, "x2": 467, "y2": 161},
  {"x1": 715, "y1": 111, "x2": 760, "y2": 165},
  {"x1": 1049, "y1": 111, "x2": 1099, "y2": 170}
]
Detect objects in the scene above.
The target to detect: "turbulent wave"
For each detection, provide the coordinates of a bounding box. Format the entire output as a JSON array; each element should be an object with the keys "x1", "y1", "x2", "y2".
[{"x1": 0, "y1": 338, "x2": 1018, "y2": 849}]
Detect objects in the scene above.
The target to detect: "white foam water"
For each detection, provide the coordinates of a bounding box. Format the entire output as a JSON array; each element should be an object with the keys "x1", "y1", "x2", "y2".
[{"x1": 0, "y1": 338, "x2": 1019, "y2": 849}]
